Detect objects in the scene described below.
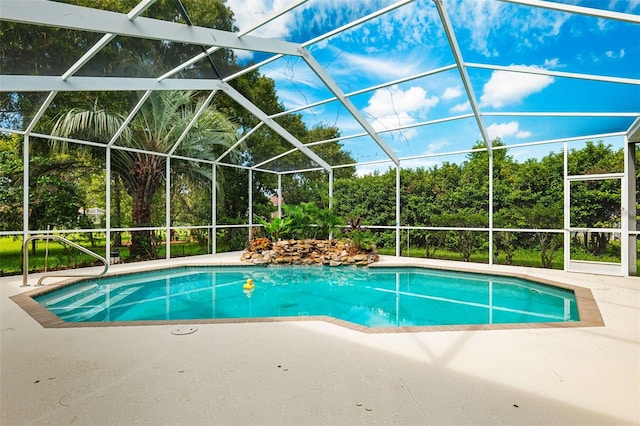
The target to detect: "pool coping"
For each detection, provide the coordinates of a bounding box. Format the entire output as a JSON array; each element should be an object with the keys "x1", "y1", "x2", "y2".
[{"x1": 10, "y1": 262, "x2": 605, "y2": 333}]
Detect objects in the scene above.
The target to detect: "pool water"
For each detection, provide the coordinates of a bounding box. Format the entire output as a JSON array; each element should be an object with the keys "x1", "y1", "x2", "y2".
[{"x1": 35, "y1": 266, "x2": 579, "y2": 327}]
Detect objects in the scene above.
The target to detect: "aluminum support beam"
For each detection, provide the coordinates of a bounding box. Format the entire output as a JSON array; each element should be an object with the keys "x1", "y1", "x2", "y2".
[
  {"x1": 165, "y1": 158, "x2": 171, "y2": 260},
  {"x1": 0, "y1": 0, "x2": 302, "y2": 56},
  {"x1": 563, "y1": 143, "x2": 570, "y2": 271},
  {"x1": 628, "y1": 117, "x2": 640, "y2": 143},
  {"x1": 499, "y1": 0, "x2": 640, "y2": 24},
  {"x1": 212, "y1": 164, "x2": 217, "y2": 254},
  {"x1": 0, "y1": 75, "x2": 224, "y2": 92},
  {"x1": 433, "y1": 0, "x2": 492, "y2": 150},
  {"x1": 621, "y1": 142, "x2": 631, "y2": 275},
  {"x1": 467, "y1": 63, "x2": 640, "y2": 86},
  {"x1": 24, "y1": 91, "x2": 57, "y2": 134},
  {"x1": 248, "y1": 170, "x2": 253, "y2": 238},
  {"x1": 298, "y1": 48, "x2": 400, "y2": 165},
  {"x1": 220, "y1": 82, "x2": 332, "y2": 172},
  {"x1": 624, "y1": 139, "x2": 637, "y2": 275},
  {"x1": 61, "y1": 34, "x2": 116, "y2": 81},
  {"x1": 488, "y1": 151, "x2": 494, "y2": 265},
  {"x1": 158, "y1": 0, "x2": 309, "y2": 81},
  {"x1": 277, "y1": 174, "x2": 283, "y2": 219},
  {"x1": 60, "y1": 1, "x2": 156, "y2": 81},
  {"x1": 22, "y1": 134, "x2": 29, "y2": 245},
  {"x1": 395, "y1": 165, "x2": 401, "y2": 257},
  {"x1": 216, "y1": 123, "x2": 263, "y2": 163},
  {"x1": 105, "y1": 147, "x2": 111, "y2": 264},
  {"x1": 108, "y1": 91, "x2": 152, "y2": 146}
]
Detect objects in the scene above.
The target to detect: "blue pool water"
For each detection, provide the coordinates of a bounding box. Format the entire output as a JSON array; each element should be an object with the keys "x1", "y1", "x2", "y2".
[{"x1": 35, "y1": 266, "x2": 579, "y2": 327}]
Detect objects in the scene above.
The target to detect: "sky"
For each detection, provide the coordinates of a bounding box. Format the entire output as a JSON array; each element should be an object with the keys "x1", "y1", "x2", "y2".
[{"x1": 226, "y1": 0, "x2": 640, "y2": 172}]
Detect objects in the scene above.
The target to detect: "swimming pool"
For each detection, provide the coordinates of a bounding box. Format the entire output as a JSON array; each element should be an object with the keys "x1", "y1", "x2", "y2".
[{"x1": 33, "y1": 265, "x2": 579, "y2": 328}]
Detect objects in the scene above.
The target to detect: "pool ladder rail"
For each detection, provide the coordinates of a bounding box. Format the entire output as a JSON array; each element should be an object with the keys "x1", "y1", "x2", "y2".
[{"x1": 22, "y1": 235, "x2": 109, "y2": 287}]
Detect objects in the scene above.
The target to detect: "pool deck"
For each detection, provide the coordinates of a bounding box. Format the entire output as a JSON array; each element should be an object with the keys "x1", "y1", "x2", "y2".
[{"x1": 1, "y1": 253, "x2": 639, "y2": 425}]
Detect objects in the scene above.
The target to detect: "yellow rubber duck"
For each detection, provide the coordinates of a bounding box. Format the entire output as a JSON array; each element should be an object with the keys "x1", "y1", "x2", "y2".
[{"x1": 243, "y1": 279, "x2": 255, "y2": 291}]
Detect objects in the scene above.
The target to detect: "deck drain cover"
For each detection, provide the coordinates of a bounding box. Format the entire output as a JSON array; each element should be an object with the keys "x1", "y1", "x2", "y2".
[{"x1": 171, "y1": 327, "x2": 198, "y2": 335}]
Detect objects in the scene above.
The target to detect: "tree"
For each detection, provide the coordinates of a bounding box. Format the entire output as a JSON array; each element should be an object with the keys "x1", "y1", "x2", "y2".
[
  {"x1": 438, "y1": 211, "x2": 487, "y2": 262},
  {"x1": 0, "y1": 134, "x2": 90, "y2": 255},
  {"x1": 52, "y1": 90, "x2": 237, "y2": 258},
  {"x1": 0, "y1": 136, "x2": 23, "y2": 232},
  {"x1": 29, "y1": 175, "x2": 85, "y2": 233}
]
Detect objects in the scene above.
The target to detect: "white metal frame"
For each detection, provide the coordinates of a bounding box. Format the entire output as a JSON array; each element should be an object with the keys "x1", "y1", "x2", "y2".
[{"x1": 0, "y1": 0, "x2": 638, "y2": 275}]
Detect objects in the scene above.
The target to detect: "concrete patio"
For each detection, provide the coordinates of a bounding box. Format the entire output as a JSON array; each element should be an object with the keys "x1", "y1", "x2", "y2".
[{"x1": 2, "y1": 253, "x2": 639, "y2": 425}]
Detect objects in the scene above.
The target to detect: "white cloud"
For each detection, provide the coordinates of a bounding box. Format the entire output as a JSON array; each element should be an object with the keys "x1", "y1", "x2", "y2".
[
  {"x1": 451, "y1": 101, "x2": 470, "y2": 113},
  {"x1": 486, "y1": 121, "x2": 531, "y2": 140},
  {"x1": 225, "y1": 0, "x2": 295, "y2": 38},
  {"x1": 449, "y1": 0, "x2": 571, "y2": 57},
  {"x1": 452, "y1": 0, "x2": 503, "y2": 57},
  {"x1": 623, "y1": 0, "x2": 640, "y2": 12},
  {"x1": 442, "y1": 86, "x2": 462, "y2": 100},
  {"x1": 605, "y1": 49, "x2": 626, "y2": 59},
  {"x1": 365, "y1": 86, "x2": 437, "y2": 117},
  {"x1": 363, "y1": 85, "x2": 439, "y2": 136},
  {"x1": 480, "y1": 65, "x2": 554, "y2": 108},
  {"x1": 543, "y1": 58, "x2": 561, "y2": 68},
  {"x1": 331, "y1": 51, "x2": 421, "y2": 80}
]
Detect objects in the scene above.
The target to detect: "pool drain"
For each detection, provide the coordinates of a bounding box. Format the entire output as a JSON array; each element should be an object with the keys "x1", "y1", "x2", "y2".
[{"x1": 171, "y1": 327, "x2": 198, "y2": 335}]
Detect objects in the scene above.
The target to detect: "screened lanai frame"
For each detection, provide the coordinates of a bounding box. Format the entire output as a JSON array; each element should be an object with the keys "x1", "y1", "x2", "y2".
[{"x1": 1, "y1": 0, "x2": 639, "y2": 276}]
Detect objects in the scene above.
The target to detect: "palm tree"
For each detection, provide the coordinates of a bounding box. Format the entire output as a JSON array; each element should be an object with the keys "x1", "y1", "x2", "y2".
[{"x1": 52, "y1": 91, "x2": 237, "y2": 259}]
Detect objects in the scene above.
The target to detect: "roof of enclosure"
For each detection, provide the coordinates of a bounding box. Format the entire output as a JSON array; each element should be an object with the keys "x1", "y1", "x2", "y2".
[{"x1": 1, "y1": 0, "x2": 639, "y2": 174}]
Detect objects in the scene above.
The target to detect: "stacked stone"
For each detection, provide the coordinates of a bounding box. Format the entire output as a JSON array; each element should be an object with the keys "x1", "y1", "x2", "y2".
[{"x1": 241, "y1": 239, "x2": 379, "y2": 266}]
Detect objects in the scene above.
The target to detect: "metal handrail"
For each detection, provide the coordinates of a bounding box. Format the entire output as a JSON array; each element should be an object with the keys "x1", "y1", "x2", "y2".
[{"x1": 22, "y1": 235, "x2": 109, "y2": 286}]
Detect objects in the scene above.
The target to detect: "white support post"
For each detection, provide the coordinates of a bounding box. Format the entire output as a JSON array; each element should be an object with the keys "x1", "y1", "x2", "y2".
[
  {"x1": 489, "y1": 149, "x2": 494, "y2": 265},
  {"x1": 623, "y1": 138, "x2": 637, "y2": 275},
  {"x1": 105, "y1": 147, "x2": 111, "y2": 263},
  {"x1": 277, "y1": 174, "x2": 283, "y2": 218},
  {"x1": 22, "y1": 134, "x2": 29, "y2": 246},
  {"x1": 329, "y1": 170, "x2": 334, "y2": 240},
  {"x1": 249, "y1": 169, "x2": 253, "y2": 241},
  {"x1": 165, "y1": 158, "x2": 171, "y2": 260},
  {"x1": 212, "y1": 164, "x2": 217, "y2": 254},
  {"x1": 396, "y1": 164, "x2": 401, "y2": 257},
  {"x1": 563, "y1": 142, "x2": 570, "y2": 271}
]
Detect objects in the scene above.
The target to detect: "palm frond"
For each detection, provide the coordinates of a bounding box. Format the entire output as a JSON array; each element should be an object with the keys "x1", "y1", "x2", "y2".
[{"x1": 51, "y1": 101, "x2": 129, "y2": 145}]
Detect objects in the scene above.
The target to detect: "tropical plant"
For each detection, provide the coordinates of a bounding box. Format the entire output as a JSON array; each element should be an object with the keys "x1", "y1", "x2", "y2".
[
  {"x1": 281, "y1": 202, "x2": 317, "y2": 240},
  {"x1": 51, "y1": 90, "x2": 237, "y2": 259},
  {"x1": 254, "y1": 215, "x2": 292, "y2": 242},
  {"x1": 342, "y1": 215, "x2": 377, "y2": 253},
  {"x1": 313, "y1": 205, "x2": 344, "y2": 239}
]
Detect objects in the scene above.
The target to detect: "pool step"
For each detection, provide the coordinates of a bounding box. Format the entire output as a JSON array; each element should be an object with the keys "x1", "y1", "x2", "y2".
[
  {"x1": 49, "y1": 285, "x2": 144, "y2": 322},
  {"x1": 38, "y1": 283, "x2": 99, "y2": 306}
]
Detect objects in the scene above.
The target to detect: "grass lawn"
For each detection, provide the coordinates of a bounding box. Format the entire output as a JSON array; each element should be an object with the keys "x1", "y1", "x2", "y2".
[
  {"x1": 378, "y1": 246, "x2": 621, "y2": 270},
  {"x1": 0, "y1": 236, "x2": 219, "y2": 276}
]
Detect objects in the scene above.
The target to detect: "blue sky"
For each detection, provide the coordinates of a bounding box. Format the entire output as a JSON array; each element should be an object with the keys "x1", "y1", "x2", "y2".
[{"x1": 225, "y1": 0, "x2": 639, "y2": 172}]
